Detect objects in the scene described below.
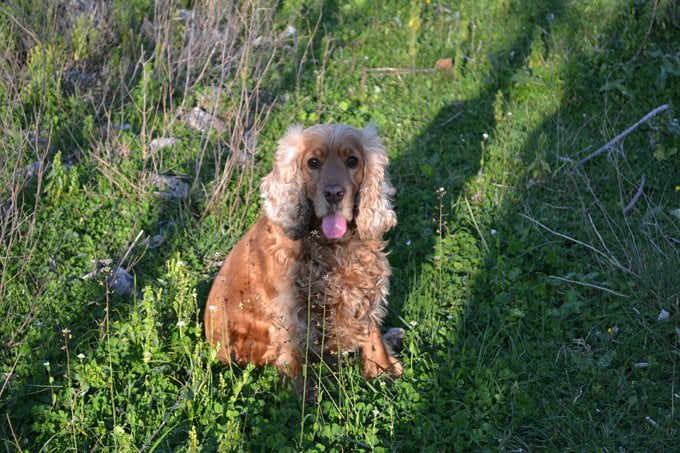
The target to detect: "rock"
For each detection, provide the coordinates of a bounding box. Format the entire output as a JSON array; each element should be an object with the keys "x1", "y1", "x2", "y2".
[
  {"x1": 145, "y1": 234, "x2": 165, "y2": 249},
  {"x1": 278, "y1": 25, "x2": 296, "y2": 40},
  {"x1": 15, "y1": 161, "x2": 41, "y2": 180},
  {"x1": 197, "y1": 87, "x2": 226, "y2": 112},
  {"x1": 149, "y1": 174, "x2": 190, "y2": 200},
  {"x1": 108, "y1": 267, "x2": 134, "y2": 297},
  {"x1": 185, "y1": 107, "x2": 226, "y2": 133},
  {"x1": 148, "y1": 137, "x2": 180, "y2": 153},
  {"x1": 177, "y1": 9, "x2": 193, "y2": 21}
]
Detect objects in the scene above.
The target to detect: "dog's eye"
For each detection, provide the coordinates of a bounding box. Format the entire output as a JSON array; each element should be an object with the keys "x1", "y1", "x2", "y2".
[
  {"x1": 307, "y1": 158, "x2": 321, "y2": 169},
  {"x1": 346, "y1": 156, "x2": 359, "y2": 169}
]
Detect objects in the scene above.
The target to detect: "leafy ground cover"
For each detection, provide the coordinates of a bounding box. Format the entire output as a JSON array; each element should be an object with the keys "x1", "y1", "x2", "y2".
[{"x1": 1, "y1": 0, "x2": 679, "y2": 450}]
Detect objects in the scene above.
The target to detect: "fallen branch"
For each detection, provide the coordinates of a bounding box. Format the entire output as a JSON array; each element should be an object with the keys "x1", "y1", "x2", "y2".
[
  {"x1": 548, "y1": 275, "x2": 630, "y2": 298},
  {"x1": 361, "y1": 67, "x2": 433, "y2": 87},
  {"x1": 365, "y1": 67, "x2": 435, "y2": 75},
  {"x1": 580, "y1": 104, "x2": 670, "y2": 164},
  {"x1": 361, "y1": 58, "x2": 453, "y2": 86},
  {"x1": 623, "y1": 174, "x2": 646, "y2": 214}
]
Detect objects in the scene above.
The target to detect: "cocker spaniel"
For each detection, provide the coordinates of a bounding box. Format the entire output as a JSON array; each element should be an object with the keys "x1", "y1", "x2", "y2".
[{"x1": 204, "y1": 123, "x2": 402, "y2": 397}]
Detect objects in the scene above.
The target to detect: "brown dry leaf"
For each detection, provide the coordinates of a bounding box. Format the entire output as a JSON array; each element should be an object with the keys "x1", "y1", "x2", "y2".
[{"x1": 434, "y1": 58, "x2": 453, "y2": 71}]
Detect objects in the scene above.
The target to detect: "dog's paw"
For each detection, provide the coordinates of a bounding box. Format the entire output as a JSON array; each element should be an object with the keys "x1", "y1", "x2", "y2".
[
  {"x1": 362, "y1": 355, "x2": 403, "y2": 380},
  {"x1": 385, "y1": 357, "x2": 403, "y2": 378},
  {"x1": 383, "y1": 327, "x2": 405, "y2": 355}
]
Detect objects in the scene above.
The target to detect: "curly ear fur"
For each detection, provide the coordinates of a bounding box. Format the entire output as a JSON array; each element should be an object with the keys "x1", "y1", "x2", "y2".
[
  {"x1": 261, "y1": 124, "x2": 311, "y2": 239},
  {"x1": 356, "y1": 124, "x2": 397, "y2": 240}
]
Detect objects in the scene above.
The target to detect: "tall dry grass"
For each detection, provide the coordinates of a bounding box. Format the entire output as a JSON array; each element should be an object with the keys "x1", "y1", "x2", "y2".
[{"x1": 0, "y1": 0, "x2": 292, "y2": 346}]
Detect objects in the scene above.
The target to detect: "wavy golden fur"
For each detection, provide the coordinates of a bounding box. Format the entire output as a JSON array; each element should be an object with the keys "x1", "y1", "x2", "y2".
[{"x1": 204, "y1": 124, "x2": 402, "y2": 398}]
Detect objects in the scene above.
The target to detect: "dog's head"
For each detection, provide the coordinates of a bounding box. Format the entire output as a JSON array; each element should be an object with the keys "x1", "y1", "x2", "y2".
[{"x1": 261, "y1": 124, "x2": 396, "y2": 241}]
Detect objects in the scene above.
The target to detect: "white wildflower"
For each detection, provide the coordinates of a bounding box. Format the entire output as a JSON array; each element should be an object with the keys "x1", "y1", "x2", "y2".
[
  {"x1": 409, "y1": 320, "x2": 417, "y2": 327},
  {"x1": 177, "y1": 320, "x2": 186, "y2": 328},
  {"x1": 657, "y1": 310, "x2": 670, "y2": 322},
  {"x1": 406, "y1": 239, "x2": 412, "y2": 246},
  {"x1": 61, "y1": 328, "x2": 71, "y2": 334},
  {"x1": 43, "y1": 361, "x2": 50, "y2": 367},
  {"x1": 490, "y1": 229, "x2": 497, "y2": 235},
  {"x1": 447, "y1": 315, "x2": 453, "y2": 320},
  {"x1": 77, "y1": 353, "x2": 85, "y2": 360},
  {"x1": 482, "y1": 133, "x2": 489, "y2": 139}
]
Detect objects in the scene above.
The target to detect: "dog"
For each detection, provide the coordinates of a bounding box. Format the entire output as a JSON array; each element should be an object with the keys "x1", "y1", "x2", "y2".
[{"x1": 204, "y1": 124, "x2": 403, "y2": 397}]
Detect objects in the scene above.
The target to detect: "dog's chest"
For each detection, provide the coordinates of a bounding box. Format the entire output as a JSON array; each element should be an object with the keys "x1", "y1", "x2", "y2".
[{"x1": 295, "y1": 238, "x2": 389, "y2": 351}]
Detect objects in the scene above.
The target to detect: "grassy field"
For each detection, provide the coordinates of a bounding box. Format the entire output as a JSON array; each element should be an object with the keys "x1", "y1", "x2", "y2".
[{"x1": 1, "y1": 0, "x2": 679, "y2": 450}]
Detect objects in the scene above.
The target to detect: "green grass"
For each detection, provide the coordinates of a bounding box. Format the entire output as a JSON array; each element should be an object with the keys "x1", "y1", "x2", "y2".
[{"x1": 1, "y1": 0, "x2": 679, "y2": 450}]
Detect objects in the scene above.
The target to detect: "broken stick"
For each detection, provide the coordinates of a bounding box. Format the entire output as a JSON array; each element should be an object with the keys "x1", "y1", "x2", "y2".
[
  {"x1": 622, "y1": 174, "x2": 646, "y2": 215},
  {"x1": 579, "y1": 104, "x2": 670, "y2": 165}
]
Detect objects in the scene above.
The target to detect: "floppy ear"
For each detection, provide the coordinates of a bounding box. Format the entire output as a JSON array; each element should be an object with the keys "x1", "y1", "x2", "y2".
[
  {"x1": 356, "y1": 124, "x2": 397, "y2": 240},
  {"x1": 260, "y1": 125, "x2": 311, "y2": 240}
]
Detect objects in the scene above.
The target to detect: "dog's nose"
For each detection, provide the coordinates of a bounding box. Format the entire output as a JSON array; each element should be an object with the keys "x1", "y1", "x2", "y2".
[{"x1": 323, "y1": 184, "x2": 346, "y2": 203}]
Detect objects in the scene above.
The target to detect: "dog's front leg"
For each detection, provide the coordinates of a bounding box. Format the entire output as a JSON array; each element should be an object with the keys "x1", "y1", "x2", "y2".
[{"x1": 361, "y1": 328, "x2": 403, "y2": 379}]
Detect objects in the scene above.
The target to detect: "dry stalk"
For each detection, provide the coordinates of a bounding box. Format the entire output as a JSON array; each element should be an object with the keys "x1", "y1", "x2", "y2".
[
  {"x1": 520, "y1": 213, "x2": 636, "y2": 277},
  {"x1": 548, "y1": 275, "x2": 630, "y2": 298}
]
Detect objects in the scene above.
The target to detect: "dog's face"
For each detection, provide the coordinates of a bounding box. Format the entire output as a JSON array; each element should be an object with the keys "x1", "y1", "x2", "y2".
[
  {"x1": 261, "y1": 123, "x2": 396, "y2": 241},
  {"x1": 300, "y1": 127, "x2": 365, "y2": 239}
]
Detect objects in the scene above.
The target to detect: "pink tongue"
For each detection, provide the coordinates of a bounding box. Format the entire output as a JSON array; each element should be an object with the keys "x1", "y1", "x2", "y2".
[{"x1": 321, "y1": 212, "x2": 347, "y2": 239}]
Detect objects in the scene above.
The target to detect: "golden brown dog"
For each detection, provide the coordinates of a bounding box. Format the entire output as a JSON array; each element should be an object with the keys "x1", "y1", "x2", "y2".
[{"x1": 204, "y1": 124, "x2": 402, "y2": 396}]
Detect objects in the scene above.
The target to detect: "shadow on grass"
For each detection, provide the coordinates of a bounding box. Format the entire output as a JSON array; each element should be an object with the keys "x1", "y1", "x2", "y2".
[
  {"x1": 301, "y1": 0, "x2": 569, "y2": 448},
  {"x1": 387, "y1": 0, "x2": 679, "y2": 450}
]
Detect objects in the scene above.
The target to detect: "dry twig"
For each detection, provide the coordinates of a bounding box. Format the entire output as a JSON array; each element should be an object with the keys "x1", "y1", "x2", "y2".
[
  {"x1": 579, "y1": 104, "x2": 670, "y2": 164},
  {"x1": 623, "y1": 174, "x2": 646, "y2": 214}
]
